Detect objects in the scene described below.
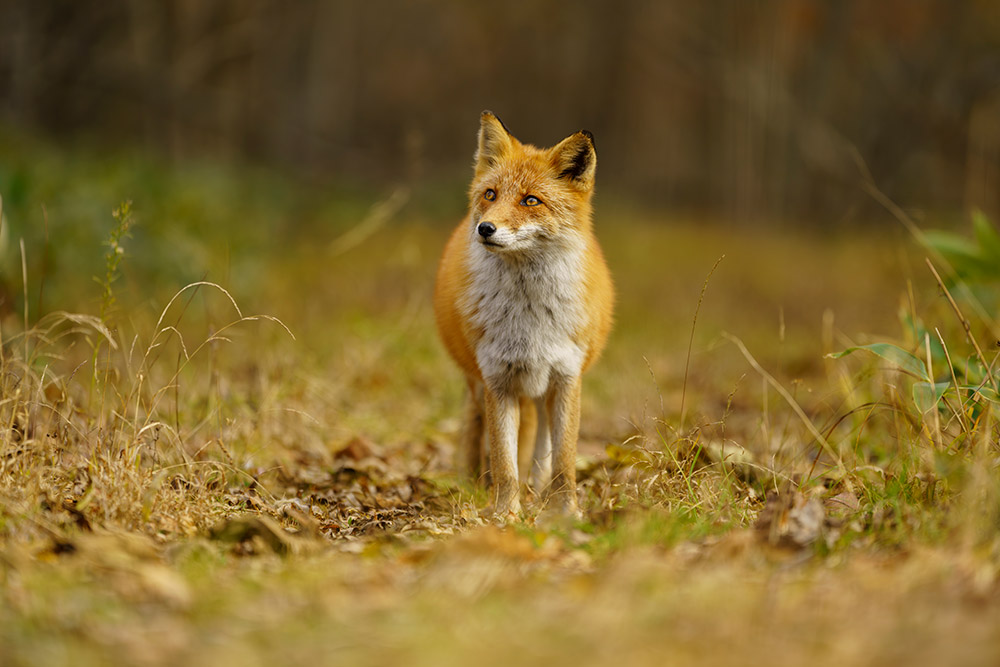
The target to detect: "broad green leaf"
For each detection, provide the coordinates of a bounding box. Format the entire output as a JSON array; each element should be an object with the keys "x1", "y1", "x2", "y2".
[
  {"x1": 912, "y1": 381, "x2": 950, "y2": 412},
  {"x1": 982, "y1": 387, "x2": 1000, "y2": 403},
  {"x1": 922, "y1": 230, "x2": 992, "y2": 277},
  {"x1": 960, "y1": 358, "x2": 992, "y2": 387},
  {"x1": 830, "y1": 343, "x2": 928, "y2": 379},
  {"x1": 961, "y1": 385, "x2": 1000, "y2": 404},
  {"x1": 913, "y1": 382, "x2": 1000, "y2": 413},
  {"x1": 971, "y1": 209, "x2": 1000, "y2": 265},
  {"x1": 922, "y1": 230, "x2": 979, "y2": 260},
  {"x1": 897, "y1": 308, "x2": 946, "y2": 363}
]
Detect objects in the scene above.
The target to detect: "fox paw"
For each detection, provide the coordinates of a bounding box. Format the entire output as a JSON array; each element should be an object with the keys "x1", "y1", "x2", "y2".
[
  {"x1": 483, "y1": 501, "x2": 522, "y2": 525},
  {"x1": 535, "y1": 494, "x2": 582, "y2": 526}
]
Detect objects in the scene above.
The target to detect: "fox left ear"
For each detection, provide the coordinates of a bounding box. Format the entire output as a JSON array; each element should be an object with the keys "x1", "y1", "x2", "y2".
[
  {"x1": 551, "y1": 130, "x2": 596, "y2": 190},
  {"x1": 475, "y1": 111, "x2": 515, "y2": 175}
]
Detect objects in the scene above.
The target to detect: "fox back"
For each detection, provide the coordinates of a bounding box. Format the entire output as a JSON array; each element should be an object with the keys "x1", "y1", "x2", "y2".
[{"x1": 433, "y1": 111, "x2": 613, "y2": 519}]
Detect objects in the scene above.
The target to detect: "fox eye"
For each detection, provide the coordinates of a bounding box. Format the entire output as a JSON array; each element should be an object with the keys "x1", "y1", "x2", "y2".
[
  {"x1": 484, "y1": 188, "x2": 496, "y2": 201},
  {"x1": 521, "y1": 195, "x2": 541, "y2": 207}
]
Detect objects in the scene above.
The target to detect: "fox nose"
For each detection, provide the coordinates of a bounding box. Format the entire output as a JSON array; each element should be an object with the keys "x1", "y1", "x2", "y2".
[{"x1": 477, "y1": 221, "x2": 496, "y2": 238}]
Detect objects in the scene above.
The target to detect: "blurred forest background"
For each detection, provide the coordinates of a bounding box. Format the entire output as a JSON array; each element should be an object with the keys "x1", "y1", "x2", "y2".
[{"x1": 2, "y1": 0, "x2": 999, "y2": 225}]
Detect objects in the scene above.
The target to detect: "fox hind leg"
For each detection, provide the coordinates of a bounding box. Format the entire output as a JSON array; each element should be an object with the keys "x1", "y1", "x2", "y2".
[
  {"x1": 528, "y1": 396, "x2": 552, "y2": 493},
  {"x1": 517, "y1": 397, "x2": 538, "y2": 483},
  {"x1": 460, "y1": 380, "x2": 486, "y2": 482}
]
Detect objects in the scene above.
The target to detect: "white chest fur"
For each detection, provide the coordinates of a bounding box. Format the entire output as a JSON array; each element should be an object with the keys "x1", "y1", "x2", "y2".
[{"x1": 463, "y1": 239, "x2": 587, "y2": 398}]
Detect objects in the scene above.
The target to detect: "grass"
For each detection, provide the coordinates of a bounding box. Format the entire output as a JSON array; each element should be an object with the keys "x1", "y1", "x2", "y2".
[{"x1": 1, "y1": 131, "x2": 999, "y2": 665}]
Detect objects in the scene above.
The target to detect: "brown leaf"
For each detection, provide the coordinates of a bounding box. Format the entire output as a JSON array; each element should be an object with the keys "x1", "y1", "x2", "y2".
[
  {"x1": 61, "y1": 496, "x2": 93, "y2": 531},
  {"x1": 208, "y1": 515, "x2": 295, "y2": 556},
  {"x1": 755, "y1": 489, "x2": 826, "y2": 548},
  {"x1": 825, "y1": 490, "x2": 861, "y2": 519},
  {"x1": 335, "y1": 436, "x2": 377, "y2": 461},
  {"x1": 43, "y1": 382, "x2": 66, "y2": 404}
]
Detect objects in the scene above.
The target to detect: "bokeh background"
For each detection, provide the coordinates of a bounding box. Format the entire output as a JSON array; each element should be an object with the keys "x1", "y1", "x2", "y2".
[
  {"x1": 3, "y1": 0, "x2": 999, "y2": 225},
  {"x1": 1, "y1": 0, "x2": 999, "y2": 431}
]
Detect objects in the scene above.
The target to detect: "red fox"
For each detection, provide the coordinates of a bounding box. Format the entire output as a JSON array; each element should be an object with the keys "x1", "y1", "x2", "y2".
[{"x1": 434, "y1": 111, "x2": 613, "y2": 520}]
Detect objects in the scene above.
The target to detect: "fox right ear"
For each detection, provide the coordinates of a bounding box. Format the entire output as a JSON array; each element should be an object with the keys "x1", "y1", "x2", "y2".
[
  {"x1": 551, "y1": 130, "x2": 596, "y2": 190},
  {"x1": 475, "y1": 111, "x2": 514, "y2": 174}
]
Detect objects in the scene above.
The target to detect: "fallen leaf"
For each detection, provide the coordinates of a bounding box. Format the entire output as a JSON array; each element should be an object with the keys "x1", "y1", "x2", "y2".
[
  {"x1": 755, "y1": 489, "x2": 826, "y2": 549},
  {"x1": 208, "y1": 515, "x2": 295, "y2": 556}
]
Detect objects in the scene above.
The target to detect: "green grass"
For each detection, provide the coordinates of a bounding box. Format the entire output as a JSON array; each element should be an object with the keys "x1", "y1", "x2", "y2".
[{"x1": 1, "y1": 130, "x2": 999, "y2": 665}]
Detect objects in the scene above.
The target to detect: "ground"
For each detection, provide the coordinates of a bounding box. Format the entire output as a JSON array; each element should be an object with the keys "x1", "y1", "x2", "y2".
[{"x1": 1, "y1": 135, "x2": 999, "y2": 666}]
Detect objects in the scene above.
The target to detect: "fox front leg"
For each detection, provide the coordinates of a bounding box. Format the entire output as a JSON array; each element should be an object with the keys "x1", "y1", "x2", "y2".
[
  {"x1": 547, "y1": 376, "x2": 582, "y2": 516},
  {"x1": 484, "y1": 388, "x2": 521, "y2": 520}
]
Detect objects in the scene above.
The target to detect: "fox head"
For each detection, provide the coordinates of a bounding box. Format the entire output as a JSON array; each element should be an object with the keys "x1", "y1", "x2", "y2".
[{"x1": 467, "y1": 111, "x2": 596, "y2": 255}]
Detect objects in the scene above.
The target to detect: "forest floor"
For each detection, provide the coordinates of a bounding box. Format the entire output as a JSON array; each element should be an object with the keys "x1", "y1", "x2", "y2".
[{"x1": 1, "y1": 135, "x2": 999, "y2": 666}]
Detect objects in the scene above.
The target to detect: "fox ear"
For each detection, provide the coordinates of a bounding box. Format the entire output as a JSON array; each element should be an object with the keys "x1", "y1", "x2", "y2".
[
  {"x1": 551, "y1": 130, "x2": 596, "y2": 189},
  {"x1": 475, "y1": 111, "x2": 514, "y2": 174}
]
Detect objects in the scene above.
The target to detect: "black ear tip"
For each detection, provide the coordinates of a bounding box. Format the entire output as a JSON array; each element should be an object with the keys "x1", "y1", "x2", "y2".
[
  {"x1": 580, "y1": 129, "x2": 595, "y2": 147},
  {"x1": 481, "y1": 111, "x2": 511, "y2": 135}
]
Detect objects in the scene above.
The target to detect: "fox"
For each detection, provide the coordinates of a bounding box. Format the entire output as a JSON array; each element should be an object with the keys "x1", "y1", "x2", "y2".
[{"x1": 433, "y1": 111, "x2": 613, "y2": 520}]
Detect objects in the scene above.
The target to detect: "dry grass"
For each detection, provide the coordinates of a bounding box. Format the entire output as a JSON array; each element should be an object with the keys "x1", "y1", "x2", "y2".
[{"x1": 1, "y1": 144, "x2": 999, "y2": 665}]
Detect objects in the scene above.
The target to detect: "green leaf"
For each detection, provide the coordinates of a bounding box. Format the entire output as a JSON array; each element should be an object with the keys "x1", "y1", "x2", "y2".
[
  {"x1": 922, "y1": 230, "x2": 992, "y2": 277},
  {"x1": 897, "y1": 309, "x2": 947, "y2": 366},
  {"x1": 912, "y1": 382, "x2": 1000, "y2": 414},
  {"x1": 912, "y1": 381, "x2": 950, "y2": 412},
  {"x1": 961, "y1": 385, "x2": 1000, "y2": 404},
  {"x1": 829, "y1": 343, "x2": 928, "y2": 379},
  {"x1": 922, "y1": 230, "x2": 979, "y2": 260},
  {"x1": 971, "y1": 209, "x2": 1000, "y2": 264}
]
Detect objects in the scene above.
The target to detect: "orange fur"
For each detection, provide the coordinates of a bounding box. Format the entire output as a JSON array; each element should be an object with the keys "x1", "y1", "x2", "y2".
[{"x1": 434, "y1": 111, "x2": 613, "y2": 519}]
